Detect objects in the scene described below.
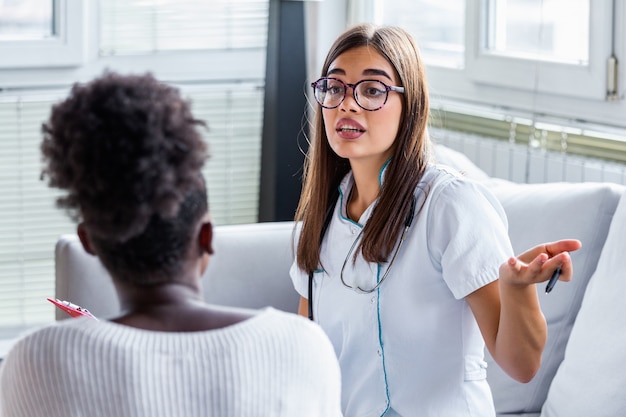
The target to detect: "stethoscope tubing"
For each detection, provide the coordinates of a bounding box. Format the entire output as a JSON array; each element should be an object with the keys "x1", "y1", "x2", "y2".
[{"x1": 308, "y1": 197, "x2": 416, "y2": 320}]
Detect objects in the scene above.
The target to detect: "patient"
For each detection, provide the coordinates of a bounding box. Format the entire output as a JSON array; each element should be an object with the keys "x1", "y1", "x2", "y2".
[{"x1": 0, "y1": 72, "x2": 342, "y2": 417}]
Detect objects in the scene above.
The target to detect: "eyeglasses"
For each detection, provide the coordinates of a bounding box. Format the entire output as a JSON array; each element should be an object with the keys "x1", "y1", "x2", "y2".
[{"x1": 311, "y1": 77, "x2": 404, "y2": 111}]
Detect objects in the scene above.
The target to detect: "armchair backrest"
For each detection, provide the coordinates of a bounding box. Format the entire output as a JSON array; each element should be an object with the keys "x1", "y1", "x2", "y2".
[{"x1": 54, "y1": 221, "x2": 299, "y2": 320}]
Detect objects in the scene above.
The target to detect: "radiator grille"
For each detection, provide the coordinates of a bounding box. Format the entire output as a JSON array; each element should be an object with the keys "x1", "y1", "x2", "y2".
[{"x1": 432, "y1": 128, "x2": 626, "y2": 185}]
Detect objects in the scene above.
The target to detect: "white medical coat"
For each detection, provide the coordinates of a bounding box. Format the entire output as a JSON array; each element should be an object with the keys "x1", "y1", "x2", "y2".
[{"x1": 291, "y1": 164, "x2": 513, "y2": 417}]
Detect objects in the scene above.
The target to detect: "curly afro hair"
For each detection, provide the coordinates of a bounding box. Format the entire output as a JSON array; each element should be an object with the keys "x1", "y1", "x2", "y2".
[
  {"x1": 41, "y1": 72, "x2": 209, "y2": 284},
  {"x1": 41, "y1": 71, "x2": 208, "y2": 243}
]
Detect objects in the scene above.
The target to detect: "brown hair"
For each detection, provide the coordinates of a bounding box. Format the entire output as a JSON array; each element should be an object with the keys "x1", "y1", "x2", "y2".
[{"x1": 295, "y1": 23, "x2": 431, "y2": 273}]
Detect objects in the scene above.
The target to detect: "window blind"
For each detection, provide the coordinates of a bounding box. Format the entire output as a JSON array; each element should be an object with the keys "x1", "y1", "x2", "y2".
[
  {"x1": 0, "y1": 94, "x2": 75, "y2": 330},
  {"x1": 0, "y1": 83, "x2": 264, "y2": 331},
  {"x1": 190, "y1": 85, "x2": 264, "y2": 225},
  {"x1": 100, "y1": 0, "x2": 269, "y2": 56},
  {"x1": 0, "y1": 0, "x2": 269, "y2": 333}
]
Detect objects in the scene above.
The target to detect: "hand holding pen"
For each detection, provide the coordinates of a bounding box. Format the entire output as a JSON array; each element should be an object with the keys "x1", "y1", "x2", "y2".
[
  {"x1": 500, "y1": 239, "x2": 582, "y2": 291},
  {"x1": 47, "y1": 297, "x2": 98, "y2": 320}
]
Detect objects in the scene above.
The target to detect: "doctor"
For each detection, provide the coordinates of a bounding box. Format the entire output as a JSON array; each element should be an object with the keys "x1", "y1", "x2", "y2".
[{"x1": 290, "y1": 23, "x2": 581, "y2": 417}]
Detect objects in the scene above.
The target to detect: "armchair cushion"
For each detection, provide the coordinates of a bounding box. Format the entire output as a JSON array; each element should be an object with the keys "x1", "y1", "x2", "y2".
[{"x1": 541, "y1": 189, "x2": 626, "y2": 417}]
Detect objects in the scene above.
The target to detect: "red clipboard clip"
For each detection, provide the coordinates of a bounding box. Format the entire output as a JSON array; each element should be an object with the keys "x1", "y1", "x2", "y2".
[{"x1": 47, "y1": 297, "x2": 98, "y2": 320}]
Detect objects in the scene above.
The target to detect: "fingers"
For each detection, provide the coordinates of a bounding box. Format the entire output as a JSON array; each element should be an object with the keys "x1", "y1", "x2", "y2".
[
  {"x1": 547, "y1": 251, "x2": 573, "y2": 283},
  {"x1": 501, "y1": 250, "x2": 574, "y2": 287},
  {"x1": 516, "y1": 239, "x2": 582, "y2": 264},
  {"x1": 500, "y1": 255, "x2": 543, "y2": 285},
  {"x1": 528, "y1": 252, "x2": 549, "y2": 276},
  {"x1": 501, "y1": 239, "x2": 580, "y2": 287},
  {"x1": 529, "y1": 250, "x2": 573, "y2": 284},
  {"x1": 543, "y1": 239, "x2": 582, "y2": 257},
  {"x1": 499, "y1": 257, "x2": 523, "y2": 285},
  {"x1": 505, "y1": 256, "x2": 522, "y2": 274}
]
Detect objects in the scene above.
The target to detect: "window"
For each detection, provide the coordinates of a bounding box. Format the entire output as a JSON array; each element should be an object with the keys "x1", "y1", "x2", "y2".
[
  {"x1": 466, "y1": 0, "x2": 608, "y2": 100},
  {"x1": 0, "y1": 92, "x2": 75, "y2": 333},
  {"x1": 382, "y1": 0, "x2": 465, "y2": 69},
  {"x1": 0, "y1": 0, "x2": 54, "y2": 40},
  {"x1": 0, "y1": 0, "x2": 269, "y2": 336},
  {"x1": 0, "y1": 0, "x2": 85, "y2": 68},
  {"x1": 100, "y1": 0, "x2": 268, "y2": 55},
  {"x1": 376, "y1": 0, "x2": 626, "y2": 130},
  {"x1": 187, "y1": 85, "x2": 265, "y2": 225},
  {"x1": 483, "y1": 0, "x2": 589, "y2": 64}
]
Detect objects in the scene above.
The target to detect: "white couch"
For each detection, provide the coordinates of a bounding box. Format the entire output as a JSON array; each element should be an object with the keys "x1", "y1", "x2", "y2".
[{"x1": 54, "y1": 147, "x2": 626, "y2": 417}]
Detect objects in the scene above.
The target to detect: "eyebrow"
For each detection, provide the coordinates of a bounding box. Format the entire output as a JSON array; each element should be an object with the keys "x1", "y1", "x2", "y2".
[{"x1": 327, "y1": 68, "x2": 393, "y2": 81}]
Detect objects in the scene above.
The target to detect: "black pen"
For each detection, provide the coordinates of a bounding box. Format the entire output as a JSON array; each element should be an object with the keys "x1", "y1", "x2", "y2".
[{"x1": 545, "y1": 267, "x2": 561, "y2": 294}]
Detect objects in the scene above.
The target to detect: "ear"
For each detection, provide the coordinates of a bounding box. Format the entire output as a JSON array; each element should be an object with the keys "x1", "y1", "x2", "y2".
[
  {"x1": 76, "y1": 223, "x2": 96, "y2": 256},
  {"x1": 198, "y1": 221, "x2": 214, "y2": 255}
]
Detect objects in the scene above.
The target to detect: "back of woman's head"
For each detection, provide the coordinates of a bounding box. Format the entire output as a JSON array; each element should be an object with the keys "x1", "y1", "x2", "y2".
[{"x1": 41, "y1": 71, "x2": 208, "y2": 284}]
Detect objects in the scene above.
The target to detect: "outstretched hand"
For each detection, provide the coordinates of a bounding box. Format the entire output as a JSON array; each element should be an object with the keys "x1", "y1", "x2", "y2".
[{"x1": 499, "y1": 240, "x2": 583, "y2": 287}]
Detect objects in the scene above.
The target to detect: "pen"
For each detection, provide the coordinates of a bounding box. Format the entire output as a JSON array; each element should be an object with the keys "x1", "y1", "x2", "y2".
[
  {"x1": 47, "y1": 297, "x2": 98, "y2": 320},
  {"x1": 545, "y1": 267, "x2": 561, "y2": 294}
]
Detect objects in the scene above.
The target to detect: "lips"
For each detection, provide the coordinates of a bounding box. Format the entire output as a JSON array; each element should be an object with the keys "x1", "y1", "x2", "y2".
[{"x1": 336, "y1": 118, "x2": 365, "y2": 134}]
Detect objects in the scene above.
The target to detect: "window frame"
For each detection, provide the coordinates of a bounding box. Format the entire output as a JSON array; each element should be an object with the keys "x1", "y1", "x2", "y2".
[
  {"x1": 0, "y1": 2, "x2": 266, "y2": 90},
  {"x1": 465, "y1": 0, "x2": 612, "y2": 101},
  {"x1": 371, "y1": 0, "x2": 626, "y2": 130},
  {"x1": 0, "y1": 0, "x2": 86, "y2": 69}
]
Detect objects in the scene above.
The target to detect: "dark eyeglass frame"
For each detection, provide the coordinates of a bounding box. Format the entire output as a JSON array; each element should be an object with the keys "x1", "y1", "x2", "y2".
[{"x1": 311, "y1": 77, "x2": 405, "y2": 111}]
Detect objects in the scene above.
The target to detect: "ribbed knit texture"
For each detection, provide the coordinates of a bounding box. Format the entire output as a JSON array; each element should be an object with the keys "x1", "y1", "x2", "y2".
[{"x1": 0, "y1": 308, "x2": 342, "y2": 417}]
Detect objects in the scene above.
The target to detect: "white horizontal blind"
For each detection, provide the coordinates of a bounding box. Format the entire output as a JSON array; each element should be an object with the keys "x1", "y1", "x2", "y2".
[
  {"x1": 0, "y1": 83, "x2": 264, "y2": 331},
  {"x1": 98, "y1": 0, "x2": 269, "y2": 224},
  {"x1": 190, "y1": 85, "x2": 264, "y2": 225},
  {"x1": 0, "y1": 0, "x2": 269, "y2": 333},
  {"x1": 100, "y1": 0, "x2": 269, "y2": 55},
  {"x1": 0, "y1": 94, "x2": 75, "y2": 330}
]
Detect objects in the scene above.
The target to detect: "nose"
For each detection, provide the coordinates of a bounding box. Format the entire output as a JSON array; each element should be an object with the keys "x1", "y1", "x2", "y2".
[{"x1": 339, "y1": 86, "x2": 359, "y2": 112}]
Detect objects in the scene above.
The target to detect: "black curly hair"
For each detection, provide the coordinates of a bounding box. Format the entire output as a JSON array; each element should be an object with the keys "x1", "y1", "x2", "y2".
[{"x1": 41, "y1": 71, "x2": 209, "y2": 285}]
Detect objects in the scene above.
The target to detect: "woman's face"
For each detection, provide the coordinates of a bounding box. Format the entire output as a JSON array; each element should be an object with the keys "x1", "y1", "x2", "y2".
[{"x1": 322, "y1": 45, "x2": 403, "y2": 168}]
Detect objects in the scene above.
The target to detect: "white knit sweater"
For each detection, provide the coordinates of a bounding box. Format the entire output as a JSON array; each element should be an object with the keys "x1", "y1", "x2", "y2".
[{"x1": 0, "y1": 307, "x2": 342, "y2": 417}]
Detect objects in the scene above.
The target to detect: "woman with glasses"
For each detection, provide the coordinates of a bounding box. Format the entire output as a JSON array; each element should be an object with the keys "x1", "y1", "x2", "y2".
[
  {"x1": 290, "y1": 23, "x2": 581, "y2": 417},
  {"x1": 0, "y1": 72, "x2": 342, "y2": 417}
]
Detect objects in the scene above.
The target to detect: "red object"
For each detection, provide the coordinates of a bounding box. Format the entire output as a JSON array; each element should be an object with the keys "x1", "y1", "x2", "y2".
[{"x1": 47, "y1": 297, "x2": 98, "y2": 320}]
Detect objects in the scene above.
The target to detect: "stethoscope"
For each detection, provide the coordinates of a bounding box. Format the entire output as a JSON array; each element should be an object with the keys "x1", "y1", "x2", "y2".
[{"x1": 308, "y1": 196, "x2": 416, "y2": 321}]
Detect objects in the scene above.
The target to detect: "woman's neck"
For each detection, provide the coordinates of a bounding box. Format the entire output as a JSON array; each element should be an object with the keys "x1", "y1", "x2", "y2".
[
  {"x1": 117, "y1": 281, "x2": 202, "y2": 309},
  {"x1": 348, "y1": 161, "x2": 383, "y2": 222},
  {"x1": 112, "y1": 282, "x2": 254, "y2": 331}
]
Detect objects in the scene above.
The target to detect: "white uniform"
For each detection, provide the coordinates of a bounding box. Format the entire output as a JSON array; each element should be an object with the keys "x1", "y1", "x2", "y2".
[{"x1": 291, "y1": 164, "x2": 513, "y2": 417}]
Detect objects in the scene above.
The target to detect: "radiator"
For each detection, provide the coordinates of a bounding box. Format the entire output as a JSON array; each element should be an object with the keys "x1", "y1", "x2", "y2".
[{"x1": 432, "y1": 129, "x2": 626, "y2": 186}]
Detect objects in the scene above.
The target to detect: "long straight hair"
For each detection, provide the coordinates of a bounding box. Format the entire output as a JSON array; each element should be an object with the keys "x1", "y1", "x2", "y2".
[{"x1": 295, "y1": 24, "x2": 431, "y2": 274}]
